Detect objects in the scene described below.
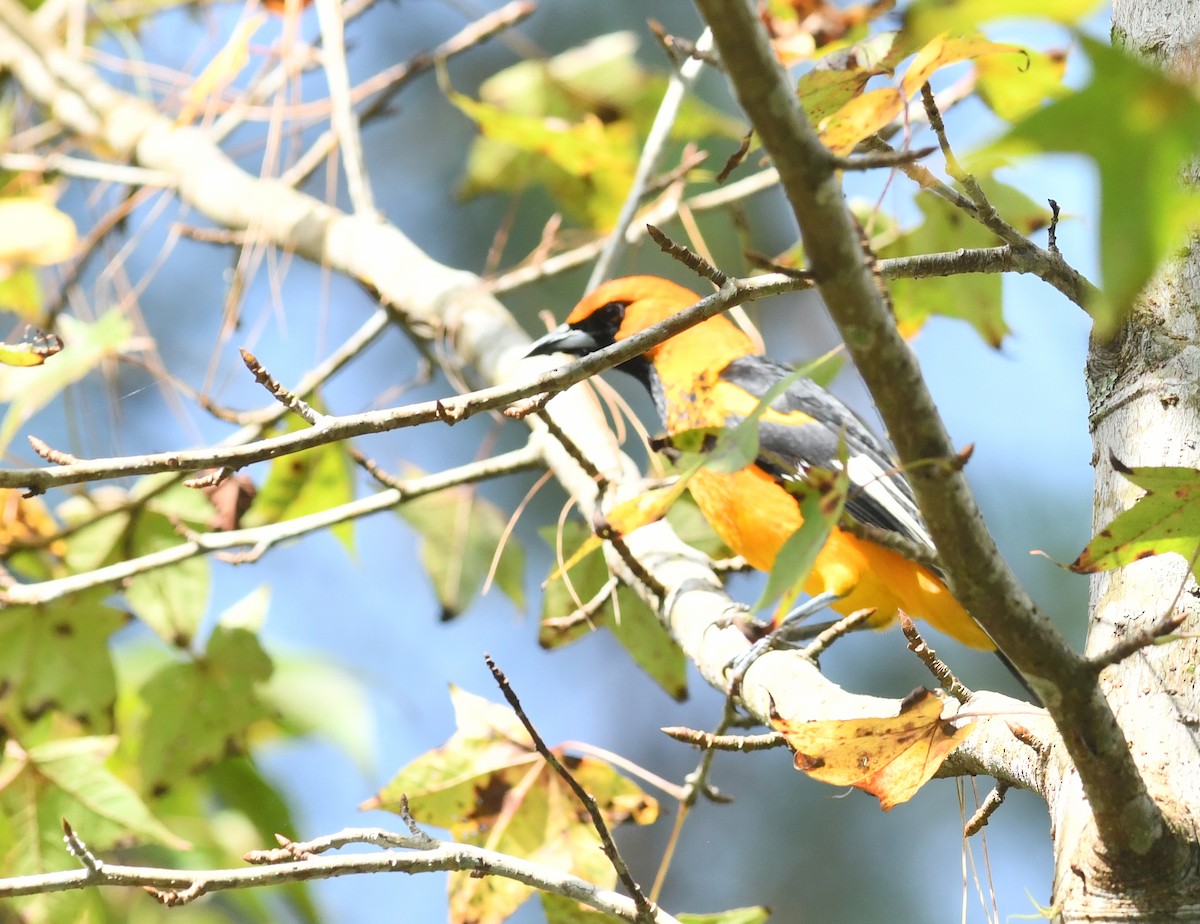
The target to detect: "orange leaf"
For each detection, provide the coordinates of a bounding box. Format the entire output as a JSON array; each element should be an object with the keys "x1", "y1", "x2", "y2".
[{"x1": 771, "y1": 688, "x2": 976, "y2": 810}]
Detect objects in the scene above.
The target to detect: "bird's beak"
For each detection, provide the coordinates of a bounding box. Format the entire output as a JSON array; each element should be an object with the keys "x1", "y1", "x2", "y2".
[{"x1": 525, "y1": 324, "x2": 602, "y2": 358}]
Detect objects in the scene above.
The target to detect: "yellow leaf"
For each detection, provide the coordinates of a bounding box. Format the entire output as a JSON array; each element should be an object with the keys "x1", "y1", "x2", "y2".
[
  {"x1": 177, "y1": 14, "x2": 266, "y2": 124},
  {"x1": 771, "y1": 688, "x2": 976, "y2": 810},
  {"x1": 818, "y1": 87, "x2": 904, "y2": 155},
  {"x1": 0, "y1": 197, "x2": 77, "y2": 266},
  {"x1": 0, "y1": 489, "x2": 67, "y2": 556},
  {"x1": 547, "y1": 483, "x2": 685, "y2": 581},
  {"x1": 0, "y1": 330, "x2": 62, "y2": 367},
  {"x1": 901, "y1": 33, "x2": 1026, "y2": 98}
]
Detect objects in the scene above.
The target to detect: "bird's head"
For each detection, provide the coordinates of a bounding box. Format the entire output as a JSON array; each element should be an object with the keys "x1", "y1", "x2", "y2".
[
  {"x1": 526, "y1": 276, "x2": 752, "y2": 393},
  {"x1": 526, "y1": 275, "x2": 699, "y2": 357}
]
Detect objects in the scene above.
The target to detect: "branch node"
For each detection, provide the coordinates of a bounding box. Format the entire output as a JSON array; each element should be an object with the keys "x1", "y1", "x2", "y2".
[
  {"x1": 503, "y1": 392, "x2": 553, "y2": 419},
  {"x1": 183, "y1": 467, "x2": 233, "y2": 489}
]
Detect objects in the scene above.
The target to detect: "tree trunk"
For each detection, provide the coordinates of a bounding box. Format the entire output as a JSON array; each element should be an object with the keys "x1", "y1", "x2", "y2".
[{"x1": 1057, "y1": 2, "x2": 1200, "y2": 917}]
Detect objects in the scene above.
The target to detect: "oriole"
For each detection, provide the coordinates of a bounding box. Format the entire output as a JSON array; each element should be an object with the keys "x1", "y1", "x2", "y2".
[{"x1": 527, "y1": 275, "x2": 997, "y2": 665}]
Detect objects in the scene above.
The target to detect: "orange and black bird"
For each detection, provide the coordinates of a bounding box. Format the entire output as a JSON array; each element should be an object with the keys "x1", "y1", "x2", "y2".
[{"x1": 527, "y1": 275, "x2": 1005, "y2": 679}]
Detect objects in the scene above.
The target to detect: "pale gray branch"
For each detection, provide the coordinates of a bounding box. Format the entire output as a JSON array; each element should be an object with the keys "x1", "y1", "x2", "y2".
[{"x1": 0, "y1": 826, "x2": 682, "y2": 923}]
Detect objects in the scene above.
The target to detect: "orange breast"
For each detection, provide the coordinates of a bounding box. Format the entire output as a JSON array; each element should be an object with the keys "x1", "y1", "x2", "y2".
[{"x1": 687, "y1": 466, "x2": 993, "y2": 649}]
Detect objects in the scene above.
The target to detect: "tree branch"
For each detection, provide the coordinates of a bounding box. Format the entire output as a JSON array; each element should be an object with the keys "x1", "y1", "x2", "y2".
[
  {"x1": 2, "y1": 445, "x2": 543, "y2": 605},
  {"x1": 0, "y1": 824, "x2": 681, "y2": 923},
  {"x1": 691, "y1": 0, "x2": 1166, "y2": 864}
]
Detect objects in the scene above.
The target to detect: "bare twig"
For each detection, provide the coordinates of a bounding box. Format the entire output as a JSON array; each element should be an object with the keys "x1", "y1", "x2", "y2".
[
  {"x1": 645, "y1": 224, "x2": 727, "y2": 287},
  {"x1": 588, "y1": 28, "x2": 713, "y2": 288},
  {"x1": 312, "y1": 0, "x2": 375, "y2": 216},
  {"x1": 0, "y1": 824, "x2": 681, "y2": 922},
  {"x1": 1, "y1": 276, "x2": 798, "y2": 494},
  {"x1": 964, "y1": 781, "x2": 1010, "y2": 837},
  {"x1": 830, "y1": 145, "x2": 937, "y2": 171},
  {"x1": 485, "y1": 656, "x2": 657, "y2": 923},
  {"x1": 899, "y1": 615, "x2": 972, "y2": 703},
  {"x1": 1087, "y1": 611, "x2": 1189, "y2": 673},
  {"x1": 799, "y1": 608, "x2": 877, "y2": 662},
  {"x1": 660, "y1": 726, "x2": 785, "y2": 752},
  {"x1": 2, "y1": 445, "x2": 544, "y2": 605}
]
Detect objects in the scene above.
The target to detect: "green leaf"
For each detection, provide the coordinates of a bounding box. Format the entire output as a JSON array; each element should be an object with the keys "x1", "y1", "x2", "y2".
[
  {"x1": 542, "y1": 892, "x2": 624, "y2": 923},
  {"x1": 454, "y1": 91, "x2": 637, "y2": 230},
  {"x1": 262, "y1": 654, "x2": 375, "y2": 774},
  {"x1": 799, "y1": 31, "x2": 910, "y2": 126},
  {"x1": 243, "y1": 405, "x2": 355, "y2": 556},
  {"x1": 679, "y1": 909, "x2": 773, "y2": 924},
  {"x1": 1071, "y1": 464, "x2": 1200, "y2": 582},
  {"x1": 0, "y1": 591, "x2": 126, "y2": 732},
  {"x1": 206, "y1": 757, "x2": 321, "y2": 924},
  {"x1": 539, "y1": 522, "x2": 687, "y2": 701},
  {"x1": 882, "y1": 176, "x2": 1049, "y2": 345},
  {"x1": 984, "y1": 36, "x2": 1200, "y2": 337},
  {"x1": 0, "y1": 311, "x2": 133, "y2": 454},
  {"x1": 123, "y1": 509, "x2": 211, "y2": 646},
  {"x1": 365, "y1": 687, "x2": 656, "y2": 924},
  {"x1": 753, "y1": 466, "x2": 849, "y2": 615},
  {"x1": 902, "y1": 0, "x2": 1106, "y2": 46},
  {"x1": 397, "y1": 474, "x2": 524, "y2": 619},
  {"x1": 975, "y1": 45, "x2": 1069, "y2": 121},
  {"x1": 453, "y1": 31, "x2": 740, "y2": 230},
  {"x1": 0, "y1": 734, "x2": 187, "y2": 884},
  {"x1": 138, "y1": 626, "x2": 274, "y2": 795},
  {"x1": 0, "y1": 266, "x2": 44, "y2": 324}
]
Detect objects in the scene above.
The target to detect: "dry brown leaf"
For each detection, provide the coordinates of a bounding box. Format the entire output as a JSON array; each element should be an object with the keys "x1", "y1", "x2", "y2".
[{"x1": 771, "y1": 688, "x2": 976, "y2": 810}]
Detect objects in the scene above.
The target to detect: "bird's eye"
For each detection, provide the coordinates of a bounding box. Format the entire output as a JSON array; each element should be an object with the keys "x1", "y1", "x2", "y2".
[{"x1": 576, "y1": 301, "x2": 628, "y2": 340}]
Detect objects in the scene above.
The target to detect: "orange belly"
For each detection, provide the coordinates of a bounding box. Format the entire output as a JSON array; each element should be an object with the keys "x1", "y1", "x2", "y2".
[{"x1": 688, "y1": 466, "x2": 994, "y2": 650}]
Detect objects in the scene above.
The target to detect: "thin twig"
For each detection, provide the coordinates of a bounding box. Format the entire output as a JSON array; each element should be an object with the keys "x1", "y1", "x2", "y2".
[
  {"x1": 899, "y1": 615, "x2": 972, "y2": 703},
  {"x1": 280, "y1": 2, "x2": 536, "y2": 189},
  {"x1": 830, "y1": 144, "x2": 937, "y2": 171},
  {"x1": 645, "y1": 224, "x2": 727, "y2": 286},
  {"x1": 964, "y1": 781, "x2": 1010, "y2": 837},
  {"x1": 588, "y1": 28, "x2": 713, "y2": 288},
  {"x1": 1087, "y1": 611, "x2": 1189, "y2": 673},
  {"x1": 2, "y1": 445, "x2": 544, "y2": 605},
  {"x1": 1, "y1": 276, "x2": 795, "y2": 494},
  {"x1": 648, "y1": 697, "x2": 738, "y2": 903},
  {"x1": 312, "y1": 0, "x2": 375, "y2": 216},
  {"x1": 0, "y1": 824, "x2": 681, "y2": 922},
  {"x1": 660, "y1": 725, "x2": 785, "y2": 752},
  {"x1": 485, "y1": 656, "x2": 657, "y2": 923},
  {"x1": 799, "y1": 607, "x2": 877, "y2": 662},
  {"x1": 239, "y1": 349, "x2": 322, "y2": 424}
]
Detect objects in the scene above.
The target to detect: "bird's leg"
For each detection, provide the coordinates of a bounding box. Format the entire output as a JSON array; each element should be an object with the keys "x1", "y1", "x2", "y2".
[{"x1": 726, "y1": 591, "x2": 845, "y2": 696}]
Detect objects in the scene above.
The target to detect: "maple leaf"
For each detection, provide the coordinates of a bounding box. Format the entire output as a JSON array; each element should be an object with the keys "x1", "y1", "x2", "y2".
[
  {"x1": 771, "y1": 688, "x2": 976, "y2": 811},
  {"x1": 1071, "y1": 461, "x2": 1200, "y2": 582}
]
